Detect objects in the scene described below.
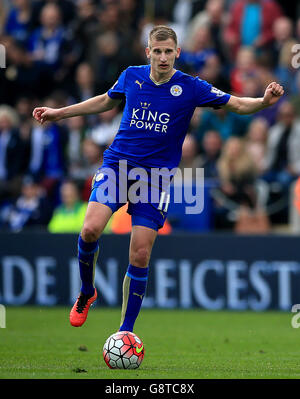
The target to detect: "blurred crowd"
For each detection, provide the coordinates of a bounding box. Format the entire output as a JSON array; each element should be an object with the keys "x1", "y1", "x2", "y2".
[{"x1": 0, "y1": 0, "x2": 300, "y2": 233}]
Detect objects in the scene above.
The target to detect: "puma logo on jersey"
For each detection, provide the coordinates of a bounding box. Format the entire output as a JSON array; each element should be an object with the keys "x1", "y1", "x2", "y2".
[
  {"x1": 133, "y1": 292, "x2": 144, "y2": 300},
  {"x1": 135, "y1": 80, "x2": 144, "y2": 89}
]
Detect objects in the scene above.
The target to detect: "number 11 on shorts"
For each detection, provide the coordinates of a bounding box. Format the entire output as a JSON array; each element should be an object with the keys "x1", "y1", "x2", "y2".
[{"x1": 158, "y1": 191, "x2": 170, "y2": 213}]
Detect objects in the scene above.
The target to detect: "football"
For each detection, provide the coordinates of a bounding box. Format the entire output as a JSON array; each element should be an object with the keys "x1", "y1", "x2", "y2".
[{"x1": 103, "y1": 331, "x2": 145, "y2": 369}]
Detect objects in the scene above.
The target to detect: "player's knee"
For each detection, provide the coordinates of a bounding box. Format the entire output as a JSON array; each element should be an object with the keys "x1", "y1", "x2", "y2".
[
  {"x1": 130, "y1": 247, "x2": 150, "y2": 268},
  {"x1": 81, "y1": 224, "x2": 101, "y2": 242}
]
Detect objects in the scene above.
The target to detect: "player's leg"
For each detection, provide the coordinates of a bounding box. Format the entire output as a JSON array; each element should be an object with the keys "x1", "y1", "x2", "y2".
[
  {"x1": 119, "y1": 222, "x2": 158, "y2": 332},
  {"x1": 70, "y1": 201, "x2": 112, "y2": 327},
  {"x1": 78, "y1": 201, "x2": 112, "y2": 295},
  {"x1": 71, "y1": 160, "x2": 124, "y2": 326}
]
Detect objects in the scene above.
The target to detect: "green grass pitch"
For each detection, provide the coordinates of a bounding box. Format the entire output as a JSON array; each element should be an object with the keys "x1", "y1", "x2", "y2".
[{"x1": 0, "y1": 306, "x2": 300, "y2": 379}]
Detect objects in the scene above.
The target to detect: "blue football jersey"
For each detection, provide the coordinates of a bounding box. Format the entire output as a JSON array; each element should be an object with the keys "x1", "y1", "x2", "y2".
[{"x1": 106, "y1": 64, "x2": 230, "y2": 169}]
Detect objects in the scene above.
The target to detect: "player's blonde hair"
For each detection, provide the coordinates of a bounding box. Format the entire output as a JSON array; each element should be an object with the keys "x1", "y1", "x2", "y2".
[{"x1": 148, "y1": 25, "x2": 178, "y2": 48}]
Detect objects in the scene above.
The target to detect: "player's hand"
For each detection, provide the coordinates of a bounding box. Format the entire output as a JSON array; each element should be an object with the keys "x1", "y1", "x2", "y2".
[
  {"x1": 32, "y1": 107, "x2": 62, "y2": 124},
  {"x1": 262, "y1": 82, "x2": 284, "y2": 107}
]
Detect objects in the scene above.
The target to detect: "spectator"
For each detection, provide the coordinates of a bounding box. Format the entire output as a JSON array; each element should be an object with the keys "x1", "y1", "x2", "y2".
[
  {"x1": 0, "y1": 105, "x2": 29, "y2": 200},
  {"x1": 66, "y1": 115, "x2": 88, "y2": 174},
  {"x1": 71, "y1": 0, "x2": 100, "y2": 61},
  {"x1": 98, "y1": 1, "x2": 120, "y2": 33},
  {"x1": 90, "y1": 30, "x2": 130, "y2": 93},
  {"x1": 196, "y1": 106, "x2": 252, "y2": 143},
  {"x1": 28, "y1": 3, "x2": 65, "y2": 69},
  {"x1": 28, "y1": 3, "x2": 80, "y2": 96},
  {"x1": 0, "y1": 2, "x2": 9, "y2": 35},
  {"x1": 1, "y1": 174, "x2": 52, "y2": 232},
  {"x1": 198, "y1": 53, "x2": 231, "y2": 93},
  {"x1": 240, "y1": 75, "x2": 262, "y2": 98},
  {"x1": 70, "y1": 138, "x2": 103, "y2": 184},
  {"x1": 178, "y1": 25, "x2": 216, "y2": 74},
  {"x1": 272, "y1": 16, "x2": 296, "y2": 67},
  {"x1": 178, "y1": 134, "x2": 202, "y2": 178},
  {"x1": 71, "y1": 138, "x2": 104, "y2": 202},
  {"x1": 217, "y1": 137, "x2": 258, "y2": 209},
  {"x1": 184, "y1": 0, "x2": 228, "y2": 62},
  {"x1": 48, "y1": 180, "x2": 87, "y2": 233},
  {"x1": 119, "y1": 0, "x2": 141, "y2": 31},
  {"x1": 188, "y1": 107, "x2": 203, "y2": 136},
  {"x1": 31, "y1": 0, "x2": 76, "y2": 30},
  {"x1": 90, "y1": 26, "x2": 144, "y2": 93},
  {"x1": 199, "y1": 130, "x2": 223, "y2": 179},
  {"x1": 291, "y1": 71, "x2": 300, "y2": 117},
  {"x1": 297, "y1": 17, "x2": 300, "y2": 42},
  {"x1": 272, "y1": 17, "x2": 298, "y2": 95},
  {"x1": 262, "y1": 102, "x2": 300, "y2": 190},
  {"x1": 224, "y1": 0, "x2": 282, "y2": 58},
  {"x1": 71, "y1": 62, "x2": 98, "y2": 104},
  {"x1": 15, "y1": 96, "x2": 34, "y2": 122},
  {"x1": 0, "y1": 36, "x2": 37, "y2": 104},
  {"x1": 230, "y1": 46, "x2": 258, "y2": 95},
  {"x1": 4, "y1": 0, "x2": 33, "y2": 46},
  {"x1": 89, "y1": 108, "x2": 122, "y2": 147},
  {"x1": 28, "y1": 97, "x2": 68, "y2": 196},
  {"x1": 245, "y1": 117, "x2": 269, "y2": 174},
  {"x1": 69, "y1": 62, "x2": 99, "y2": 127}
]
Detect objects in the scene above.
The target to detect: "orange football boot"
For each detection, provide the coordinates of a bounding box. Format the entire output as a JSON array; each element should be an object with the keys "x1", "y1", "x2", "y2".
[{"x1": 70, "y1": 288, "x2": 97, "y2": 327}]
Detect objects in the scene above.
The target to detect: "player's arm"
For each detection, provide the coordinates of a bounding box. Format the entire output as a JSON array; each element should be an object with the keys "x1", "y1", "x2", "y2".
[
  {"x1": 223, "y1": 82, "x2": 284, "y2": 115},
  {"x1": 32, "y1": 93, "x2": 121, "y2": 124}
]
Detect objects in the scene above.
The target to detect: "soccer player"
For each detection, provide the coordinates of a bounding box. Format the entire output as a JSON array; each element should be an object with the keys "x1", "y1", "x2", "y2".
[{"x1": 32, "y1": 25, "x2": 284, "y2": 332}]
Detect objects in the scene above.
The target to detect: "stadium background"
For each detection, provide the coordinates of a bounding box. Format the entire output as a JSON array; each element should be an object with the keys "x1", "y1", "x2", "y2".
[{"x1": 0, "y1": 0, "x2": 300, "y2": 311}]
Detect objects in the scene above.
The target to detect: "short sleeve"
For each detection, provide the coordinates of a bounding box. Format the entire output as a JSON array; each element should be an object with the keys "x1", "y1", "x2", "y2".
[
  {"x1": 194, "y1": 78, "x2": 231, "y2": 108},
  {"x1": 107, "y1": 69, "x2": 127, "y2": 99}
]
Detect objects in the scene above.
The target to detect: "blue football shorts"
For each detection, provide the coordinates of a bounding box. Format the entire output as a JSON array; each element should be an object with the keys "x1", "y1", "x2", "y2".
[{"x1": 89, "y1": 159, "x2": 171, "y2": 231}]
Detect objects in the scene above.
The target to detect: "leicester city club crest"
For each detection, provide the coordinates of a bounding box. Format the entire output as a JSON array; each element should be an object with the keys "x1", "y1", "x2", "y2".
[{"x1": 170, "y1": 85, "x2": 182, "y2": 96}]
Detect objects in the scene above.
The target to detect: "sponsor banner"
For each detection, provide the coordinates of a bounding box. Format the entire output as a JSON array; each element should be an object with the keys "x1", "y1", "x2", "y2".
[{"x1": 0, "y1": 233, "x2": 300, "y2": 310}]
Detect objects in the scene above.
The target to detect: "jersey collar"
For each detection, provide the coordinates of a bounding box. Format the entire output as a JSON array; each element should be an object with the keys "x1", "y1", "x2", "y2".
[{"x1": 148, "y1": 65, "x2": 178, "y2": 86}]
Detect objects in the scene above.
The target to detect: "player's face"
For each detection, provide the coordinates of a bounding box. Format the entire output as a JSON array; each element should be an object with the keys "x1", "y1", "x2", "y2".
[{"x1": 146, "y1": 38, "x2": 181, "y2": 79}]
